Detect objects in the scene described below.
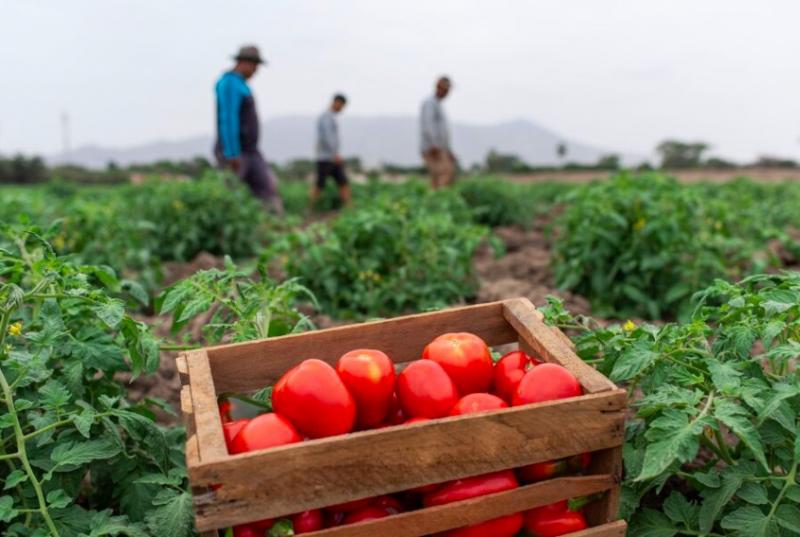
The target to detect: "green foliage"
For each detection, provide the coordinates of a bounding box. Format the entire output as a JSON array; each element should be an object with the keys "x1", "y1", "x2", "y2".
[
  {"x1": 158, "y1": 256, "x2": 315, "y2": 345},
  {"x1": 0, "y1": 225, "x2": 192, "y2": 537},
  {"x1": 453, "y1": 177, "x2": 570, "y2": 228},
  {"x1": 280, "y1": 181, "x2": 487, "y2": 318},
  {"x1": 552, "y1": 174, "x2": 763, "y2": 319},
  {"x1": 542, "y1": 272, "x2": 800, "y2": 537}
]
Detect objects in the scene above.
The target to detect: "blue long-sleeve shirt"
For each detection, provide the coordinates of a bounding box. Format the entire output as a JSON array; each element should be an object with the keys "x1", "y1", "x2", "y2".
[{"x1": 215, "y1": 71, "x2": 260, "y2": 158}]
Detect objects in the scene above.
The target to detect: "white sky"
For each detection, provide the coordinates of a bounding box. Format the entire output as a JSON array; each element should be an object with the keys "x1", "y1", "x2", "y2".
[{"x1": 2, "y1": 0, "x2": 800, "y2": 161}]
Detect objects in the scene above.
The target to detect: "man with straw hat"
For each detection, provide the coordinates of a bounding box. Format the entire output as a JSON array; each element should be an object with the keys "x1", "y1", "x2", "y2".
[{"x1": 214, "y1": 45, "x2": 283, "y2": 214}]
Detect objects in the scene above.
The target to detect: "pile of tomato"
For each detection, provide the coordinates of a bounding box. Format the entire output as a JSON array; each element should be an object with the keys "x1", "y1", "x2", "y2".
[{"x1": 220, "y1": 332, "x2": 592, "y2": 537}]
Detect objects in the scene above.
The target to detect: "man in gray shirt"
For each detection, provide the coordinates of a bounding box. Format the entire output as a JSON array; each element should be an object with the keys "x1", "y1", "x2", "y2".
[
  {"x1": 313, "y1": 93, "x2": 351, "y2": 206},
  {"x1": 420, "y1": 76, "x2": 456, "y2": 188}
]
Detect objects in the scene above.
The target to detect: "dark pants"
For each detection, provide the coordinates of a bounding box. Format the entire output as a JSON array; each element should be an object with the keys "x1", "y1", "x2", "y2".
[
  {"x1": 315, "y1": 160, "x2": 348, "y2": 189},
  {"x1": 215, "y1": 146, "x2": 279, "y2": 202}
]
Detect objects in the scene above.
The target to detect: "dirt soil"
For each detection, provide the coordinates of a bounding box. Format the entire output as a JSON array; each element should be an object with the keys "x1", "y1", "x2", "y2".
[{"x1": 125, "y1": 219, "x2": 591, "y2": 423}]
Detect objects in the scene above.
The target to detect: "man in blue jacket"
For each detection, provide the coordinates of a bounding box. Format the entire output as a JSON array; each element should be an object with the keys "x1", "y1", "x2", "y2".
[{"x1": 214, "y1": 45, "x2": 283, "y2": 214}]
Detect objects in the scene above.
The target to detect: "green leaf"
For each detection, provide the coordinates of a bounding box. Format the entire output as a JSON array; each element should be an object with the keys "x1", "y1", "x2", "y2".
[
  {"x1": 3, "y1": 470, "x2": 27, "y2": 490},
  {"x1": 708, "y1": 360, "x2": 741, "y2": 392},
  {"x1": 145, "y1": 490, "x2": 193, "y2": 537},
  {"x1": 122, "y1": 279, "x2": 149, "y2": 306},
  {"x1": 629, "y1": 508, "x2": 678, "y2": 537},
  {"x1": 720, "y1": 505, "x2": 778, "y2": 537},
  {"x1": 714, "y1": 399, "x2": 769, "y2": 471},
  {"x1": 134, "y1": 473, "x2": 183, "y2": 487},
  {"x1": 0, "y1": 495, "x2": 19, "y2": 523},
  {"x1": 93, "y1": 299, "x2": 125, "y2": 329},
  {"x1": 51, "y1": 438, "x2": 121, "y2": 470},
  {"x1": 46, "y1": 489, "x2": 72, "y2": 509},
  {"x1": 269, "y1": 519, "x2": 295, "y2": 536},
  {"x1": 73, "y1": 408, "x2": 96, "y2": 438},
  {"x1": 775, "y1": 504, "x2": 800, "y2": 533},
  {"x1": 86, "y1": 509, "x2": 149, "y2": 537},
  {"x1": 785, "y1": 485, "x2": 800, "y2": 503},
  {"x1": 636, "y1": 409, "x2": 709, "y2": 481},
  {"x1": 610, "y1": 346, "x2": 658, "y2": 382},
  {"x1": 662, "y1": 491, "x2": 698, "y2": 527},
  {"x1": 699, "y1": 470, "x2": 745, "y2": 533},
  {"x1": 736, "y1": 482, "x2": 769, "y2": 505},
  {"x1": 40, "y1": 379, "x2": 71, "y2": 409}
]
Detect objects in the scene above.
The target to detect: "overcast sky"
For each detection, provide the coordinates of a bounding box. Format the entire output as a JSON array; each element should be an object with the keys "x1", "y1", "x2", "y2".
[{"x1": 2, "y1": 0, "x2": 799, "y2": 162}]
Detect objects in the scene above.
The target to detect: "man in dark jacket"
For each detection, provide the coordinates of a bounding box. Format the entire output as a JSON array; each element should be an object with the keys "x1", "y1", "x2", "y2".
[{"x1": 214, "y1": 45, "x2": 283, "y2": 214}]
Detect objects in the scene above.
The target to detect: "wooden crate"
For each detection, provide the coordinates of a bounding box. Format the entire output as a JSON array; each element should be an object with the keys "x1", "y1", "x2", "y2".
[{"x1": 178, "y1": 298, "x2": 627, "y2": 536}]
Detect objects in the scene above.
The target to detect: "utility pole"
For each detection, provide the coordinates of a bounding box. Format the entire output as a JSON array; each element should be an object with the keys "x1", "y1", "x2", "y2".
[{"x1": 61, "y1": 111, "x2": 71, "y2": 160}]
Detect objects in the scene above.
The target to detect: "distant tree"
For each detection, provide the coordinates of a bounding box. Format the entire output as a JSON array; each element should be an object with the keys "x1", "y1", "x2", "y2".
[
  {"x1": 595, "y1": 154, "x2": 621, "y2": 170},
  {"x1": 485, "y1": 149, "x2": 530, "y2": 173},
  {"x1": 704, "y1": 156, "x2": 738, "y2": 169},
  {"x1": 637, "y1": 161, "x2": 655, "y2": 171},
  {"x1": 344, "y1": 157, "x2": 363, "y2": 173},
  {"x1": 752, "y1": 155, "x2": 798, "y2": 169},
  {"x1": 656, "y1": 140, "x2": 710, "y2": 169}
]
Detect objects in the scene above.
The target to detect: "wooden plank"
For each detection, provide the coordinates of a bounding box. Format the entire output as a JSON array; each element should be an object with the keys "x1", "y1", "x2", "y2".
[
  {"x1": 185, "y1": 350, "x2": 228, "y2": 462},
  {"x1": 176, "y1": 353, "x2": 189, "y2": 383},
  {"x1": 584, "y1": 446, "x2": 624, "y2": 525},
  {"x1": 190, "y1": 391, "x2": 626, "y2": 530},
  {"x1": 302, "y1": 475, "x2": 615, "y2": 537},
  {"x1": 503, "y1": 298, "x2": 617, "y2": 394},
  {"x1": 563, "y1": 520, "x2": 627, "y2": 537},
  {"x1": 204, "y1": 301, "x2": 518, "y2": 393}
]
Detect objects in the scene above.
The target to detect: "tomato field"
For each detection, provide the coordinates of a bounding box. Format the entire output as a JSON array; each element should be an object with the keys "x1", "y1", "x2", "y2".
[{"x1": 1, "y1": 172, "x2": 800, "y2": 536}]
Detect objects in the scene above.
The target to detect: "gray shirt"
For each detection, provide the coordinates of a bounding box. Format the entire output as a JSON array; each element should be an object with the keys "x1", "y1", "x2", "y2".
[
  {"x1": 316, "y1": 110, "x2": 340, "y2": 161},
  {"x1": 420, "y1": 95, "x2": 450, "y2": 153}
]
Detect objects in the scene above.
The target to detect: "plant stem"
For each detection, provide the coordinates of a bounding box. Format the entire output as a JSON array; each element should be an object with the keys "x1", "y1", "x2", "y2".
[
  {"x1": 766, "y1": 462, "x2": 797, "y2": 523},
  {"x1": 0, "y1": 310, "x2": 60, "y2": 536},
  {"x1": 713, "y1": 424, "x2": 736, "y2": 466},
  {"x1": 0, "y1": 365, "x2": 60, "y2": 535}
]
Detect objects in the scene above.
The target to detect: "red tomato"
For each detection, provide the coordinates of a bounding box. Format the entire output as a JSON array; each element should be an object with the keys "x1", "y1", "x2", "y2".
[
  {"x1": 525, "y1": 501, "x2": 587, "y2": 537},
  {"x1": 251, "y1": 518, "x2": 274, "y2": 530},
  {"x1": 222, "y1": 419, "x2": 248, "y2": 453},
  {"x1": 326, "y1": 497, "x2": 374, "y2": 513},
  {"x1": 229, "y1": 413, "x2": 302, "y2": 454},
  {"x1": 397, "y1": 360, "x2": 458, "y2": 418},
  {"x1": 517, "y1": 459, "x2": 568, "y2": 483},
  {"x1": 492, "y1": 350, "x2": 538, "y2": 403},
  {"x1": 574, "y1": 452, "x2": 591, "y2": 471},
  {"x1": 218, "y1": 399, "x2": 233, "y2": 423},
  {"x1": 437, "y1": 513, "x2": 523, "y2": 537},
  {"x1": 513, "y1": 363, "x2": 582, "y2": 406},
  {"x1": 291, "y1": 509, "x2": 323, "y2": 533},
  {"x1": 343, "y1": 506, "x2": 392, "y2": 524},
  {"x1": 337, "y1": 349, "x2": 396, "y2": 428},
  {"x1": 449, "y1": 393, "x2": 508, "y2": 416},
  {"x1": 404, "y1": 417, "x2": 431, "y2": 424},
  {"x1": 423, "y1": 470, "x2": 518, "y2": 507},
  {"x1": 372, "y1": 495, "x2": 404, "y2": 514},
  {"x1": 232, "y1": 523, "x2": 265, "y2": 537},
  {"x1": 422, "y1": 332, "x2": 494, "y2": 395},
  {"x1": 324, "y1": 510, "x2": 346, "y2": 527},
  {"x1": 273, "y1": 359, "x2": 356, "y2": 438},
  {"x1": 385, "y1": 391, "x2": 406, "y2": 425}
]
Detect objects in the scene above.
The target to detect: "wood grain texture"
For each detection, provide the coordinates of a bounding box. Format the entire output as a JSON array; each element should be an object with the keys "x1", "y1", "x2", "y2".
[
  {"x1": 503, "y1": 298, "x2": 617, "y2": 394},
  {"x1": 300, "y1": 475, "x2": 616, "y2": 537},
  {"x1": 562, "y1": 520, "x2": 627, "y2": 537},
  {"x1": 176, "y1": 353, "x2": 189, "y2": 381},
  {"x1": 204, "y1": 301, "x2": 518, "y2": 393},
  {"x1": 584, "y1": 446, "x2": 624, "y2": 525},
  {"x1": 185, "y1": 350, "x2": 228, "y2": 462},
  {"x1": 190, "y1": 391, "x2": 625, "y2": 530}
]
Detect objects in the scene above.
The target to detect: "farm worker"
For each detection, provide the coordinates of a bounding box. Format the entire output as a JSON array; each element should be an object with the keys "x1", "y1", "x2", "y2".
[
  {"x1": 214, "y1": 45, "x2": 284, "y2": 214},
  {"x1": 312, "y1": 93, "x2": 352, "y2": 207},
  {"x1": 420, "y1": 76, "x2": 457, "y2": 189}
]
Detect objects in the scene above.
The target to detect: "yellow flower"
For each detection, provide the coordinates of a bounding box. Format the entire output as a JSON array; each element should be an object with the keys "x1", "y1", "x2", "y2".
[
  {"x1": 623, "y1": 320, "x2": 636, "y2": 332},
  {"x1": 633, "y1": 218, "x2": 646, "y2": 232},
  {"x1": 8, "y1": 322, "x2": 22, "y2": 336}
]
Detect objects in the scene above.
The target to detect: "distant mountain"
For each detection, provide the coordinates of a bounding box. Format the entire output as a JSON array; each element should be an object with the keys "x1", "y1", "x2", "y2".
[{"x1": 49, "y1": 115, "x2": 643, "y2": 168}]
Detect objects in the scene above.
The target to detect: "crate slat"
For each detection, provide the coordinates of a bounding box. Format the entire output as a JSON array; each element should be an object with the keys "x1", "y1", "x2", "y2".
[
  {"x1": 190, "y1": 391, "x2": 625, "y2": 530},
  {"x1": 204, "y1": 301, "x2": 519, "y2": 393},
  {"x1": 185, "y1": 349, "x2": 228, "y2": 461},
  {"x1": 503, "y1": 298, "x2": 616, "y2": 393},
  {"x1": 299, "y1": 475, "x2": 616, "y2": 537},
  {"x1": 563, "y1": 520, "x2": 628, "y2": 537}
]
